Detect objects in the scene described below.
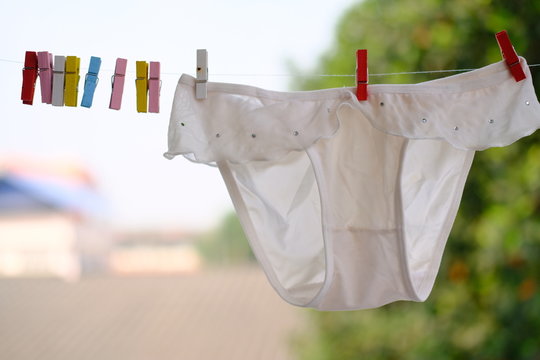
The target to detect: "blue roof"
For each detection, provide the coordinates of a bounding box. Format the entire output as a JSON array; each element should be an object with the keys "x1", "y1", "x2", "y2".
[{"x1": 0, "y1": 173, "x2": 104, "y2": 216}]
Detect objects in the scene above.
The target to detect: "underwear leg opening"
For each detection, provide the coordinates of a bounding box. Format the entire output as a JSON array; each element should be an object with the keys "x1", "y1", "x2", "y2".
[{"x1": 216, "y1": 150, "x2": 328, "y2": 307}]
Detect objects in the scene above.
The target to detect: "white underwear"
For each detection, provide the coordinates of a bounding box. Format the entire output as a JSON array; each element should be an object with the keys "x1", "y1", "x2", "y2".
[{"x1": 164, "y1": 57, "x2": 540, "y2": 310}]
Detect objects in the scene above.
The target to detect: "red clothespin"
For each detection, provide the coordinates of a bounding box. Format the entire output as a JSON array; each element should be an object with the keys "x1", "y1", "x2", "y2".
[
  {"x1": 21, "y1": 51, "x2": 38, "y2": 105},
  {"x1": 495, "y1": 30, "x2": 526, "y2": 82},
  {"x1": 356, "y1": 49, "x2": 368, "y2": 101}
]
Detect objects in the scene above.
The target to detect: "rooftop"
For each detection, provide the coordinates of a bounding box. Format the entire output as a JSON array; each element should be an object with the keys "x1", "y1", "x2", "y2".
[{"x1": 0, "y1": 267, "x2": 305, "y2": 360}]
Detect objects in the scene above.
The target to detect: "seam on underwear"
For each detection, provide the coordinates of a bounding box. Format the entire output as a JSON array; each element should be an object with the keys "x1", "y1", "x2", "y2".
[
  {"x1": 413, "y1": 150, "x2": 476, "y2": 300},
  {"x1": 394, "y1": 139, "x2": 422, "y2": 301},
  {"x1": 215, "y1": 161, "x2": 301, "y2": 306},
  {"x1": 303, "y1": 147, "x2": 335, "y2": 309}
]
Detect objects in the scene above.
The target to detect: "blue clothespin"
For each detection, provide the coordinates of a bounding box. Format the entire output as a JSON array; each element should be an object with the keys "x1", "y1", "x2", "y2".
[{"x1": 81, "y1": 56, "x2": 101, "y2": 108}]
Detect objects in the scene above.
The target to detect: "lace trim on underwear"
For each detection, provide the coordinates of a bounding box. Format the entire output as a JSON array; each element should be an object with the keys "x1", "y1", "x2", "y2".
[
  {"x1": 165, "y1": 57, "x2": 540, "y2": 163},
  {"x1": 347, "y1": 58, "x2": 540, "y2": 151},
  {"x1": 164, "y1": 80, "x2": 343, "y2": 164}
]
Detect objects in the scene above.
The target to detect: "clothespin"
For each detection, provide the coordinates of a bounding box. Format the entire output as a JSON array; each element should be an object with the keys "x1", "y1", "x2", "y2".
[
  {"x1": 135, "y1": 61, "x2": 149, "y2": 113},
  {"x1": 356, "y1": 49, "x2": 368, "y2": 101},
  {"x1": 52, "y1": 56, "x2": 66, "y2": 106},
  {"x1": 37, "y1": 51, "x2": 53, "y2": 104},
  {"x1": 21, "y1": 51, "x2": 38, "y2": 105},
  {"x1": 148, "y1": 61, "x2": 160, "y2": 113},
  {"x1": 81, "y1": 56, "x2": 102, "y2": 108},
  {"x1": 110, "y1": 58, "x2": 127, "y2": 110},
  {"x1": 64, "y1": 56, "x2": 81, "y2": 107},
  {"x1": 196, "y1": 49, "x2": 208, "y2": 100},
  {"x1": 495, "y1": 30, "x2": 526, "y2": 82}
]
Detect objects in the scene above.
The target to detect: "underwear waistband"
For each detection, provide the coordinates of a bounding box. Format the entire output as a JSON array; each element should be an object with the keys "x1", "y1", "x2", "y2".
[{"x1": 177, "y1": 57, "x2": 521, "y2": 100}]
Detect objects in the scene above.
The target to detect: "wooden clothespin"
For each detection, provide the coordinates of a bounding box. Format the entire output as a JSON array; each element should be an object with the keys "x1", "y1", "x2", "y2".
[
  {"x1": 81, "y1": 56, "x2": 102, "y2": 108},
  {"x1": 135, "y1": 61, "x2": 149, "y2": 113},
  {"x1": 495, "y1": 30, "x2": 526, "y2": 82},
  {"x1": 21, "y1": 51, "x2": 38, "y2": 105},
  {"x1": 148, "y1": 61, "x2": 160, "y2": 113},
  {"x1": 52, "y1": 55, "x2": 66, "y2": 106},
  {"x1": 37, "y1": 51, "x2": 53, "y2": 104},
  {"x1": 196, "y1": 49, "x2": 208, "y2": 100},
  {"x1": 109, "y1": 58, "x2": 127, "y2": 110},
  {"x1": 64, "y1": 56, "x2": 81, "y2": 107},
  {"x1": 356, "y1": 49, "x2": 368, "y2": 101}
]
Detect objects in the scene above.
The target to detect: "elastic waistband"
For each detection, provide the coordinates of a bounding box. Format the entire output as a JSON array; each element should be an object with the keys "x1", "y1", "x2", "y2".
[{"x1": 178, "y1": 57, "x2": 527, "y2": 100}]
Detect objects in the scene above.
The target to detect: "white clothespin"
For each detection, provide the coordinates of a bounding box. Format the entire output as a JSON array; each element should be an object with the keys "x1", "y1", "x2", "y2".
[
  {"x1": 52, "y1": 55, "x2": 66, "y2": 106},
  {"x1": 195, "y1": 49, "x2": 208, "y2": 100}
]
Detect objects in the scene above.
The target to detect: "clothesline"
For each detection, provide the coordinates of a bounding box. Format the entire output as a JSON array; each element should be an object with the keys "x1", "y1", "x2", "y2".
[{"x1": 2, "y1": 57, "x2": 540, "y2": 78}]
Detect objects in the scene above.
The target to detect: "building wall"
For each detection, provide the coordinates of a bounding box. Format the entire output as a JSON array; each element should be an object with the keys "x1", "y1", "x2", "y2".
[{"x1": 0, "y1": 213, "x2": 81, "y2": 281}]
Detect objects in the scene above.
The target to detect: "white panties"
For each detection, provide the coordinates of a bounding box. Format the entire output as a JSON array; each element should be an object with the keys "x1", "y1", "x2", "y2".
[{"x1": 164, "y1": 57, "x2": 540, "y2": 310}]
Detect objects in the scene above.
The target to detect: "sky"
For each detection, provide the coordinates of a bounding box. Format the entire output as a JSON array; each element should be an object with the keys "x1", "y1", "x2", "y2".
[{"x1": 0, "y1": 0, "x2": 358, "y2": 231}]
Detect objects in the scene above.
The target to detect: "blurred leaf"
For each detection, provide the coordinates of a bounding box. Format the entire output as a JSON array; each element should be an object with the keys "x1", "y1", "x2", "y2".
[
  {"x1": 291, "y1": 0, "x2": 540, "y2": 359},
  {"x1": 196, "y1": 212, "x2": 255, "y2": 266}
]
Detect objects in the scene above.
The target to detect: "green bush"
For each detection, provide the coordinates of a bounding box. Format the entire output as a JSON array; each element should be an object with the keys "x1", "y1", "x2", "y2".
[{"x1": 292, "y1": 1, "x2": 540, "y2": 359}]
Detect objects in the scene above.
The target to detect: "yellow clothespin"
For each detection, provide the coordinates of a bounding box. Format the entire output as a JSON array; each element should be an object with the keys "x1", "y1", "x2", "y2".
[
  {"x1": 135, "y1": 61, "x2": 148, "y2": 113},
  {"x1": 64, "y1": 56, "x2": 80, "y2": 107}
]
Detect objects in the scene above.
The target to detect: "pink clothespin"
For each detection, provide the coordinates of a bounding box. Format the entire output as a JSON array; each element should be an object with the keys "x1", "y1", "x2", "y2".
[
  {"x1": 495, "y1": 30, "x2": 525, "y2": 82},
  {"x1": 109, "y1": 58, "x2": 128, "y2": 110},
  {"x1": 37, "y1": 51, "x2": 53, "y2": 104},
  {"x1": 356, "y1": 49, "x2": 368, "y2": 101},
  {"x1": 148, "y1": 61, "x2": 160, "y2": 113}
]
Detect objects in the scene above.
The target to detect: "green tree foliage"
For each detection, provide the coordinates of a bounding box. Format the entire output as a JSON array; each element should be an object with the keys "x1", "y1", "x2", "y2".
[
  {"x1": 197, "y1": 212, "x2": 255, "y2": 265},
  {"x1": 292, "y1": 1, "x2": 540, "y2": 358}
]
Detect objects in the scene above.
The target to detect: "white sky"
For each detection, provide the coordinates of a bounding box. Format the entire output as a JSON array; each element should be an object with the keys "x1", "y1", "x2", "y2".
[{"x1": 0, "y1": 0, "x2": 358, "y2": 231}]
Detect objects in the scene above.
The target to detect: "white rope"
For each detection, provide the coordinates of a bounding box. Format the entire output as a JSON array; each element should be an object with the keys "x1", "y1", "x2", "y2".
[{"x1": 3, "y1": 58, "x2": 539, "y2": 78}]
